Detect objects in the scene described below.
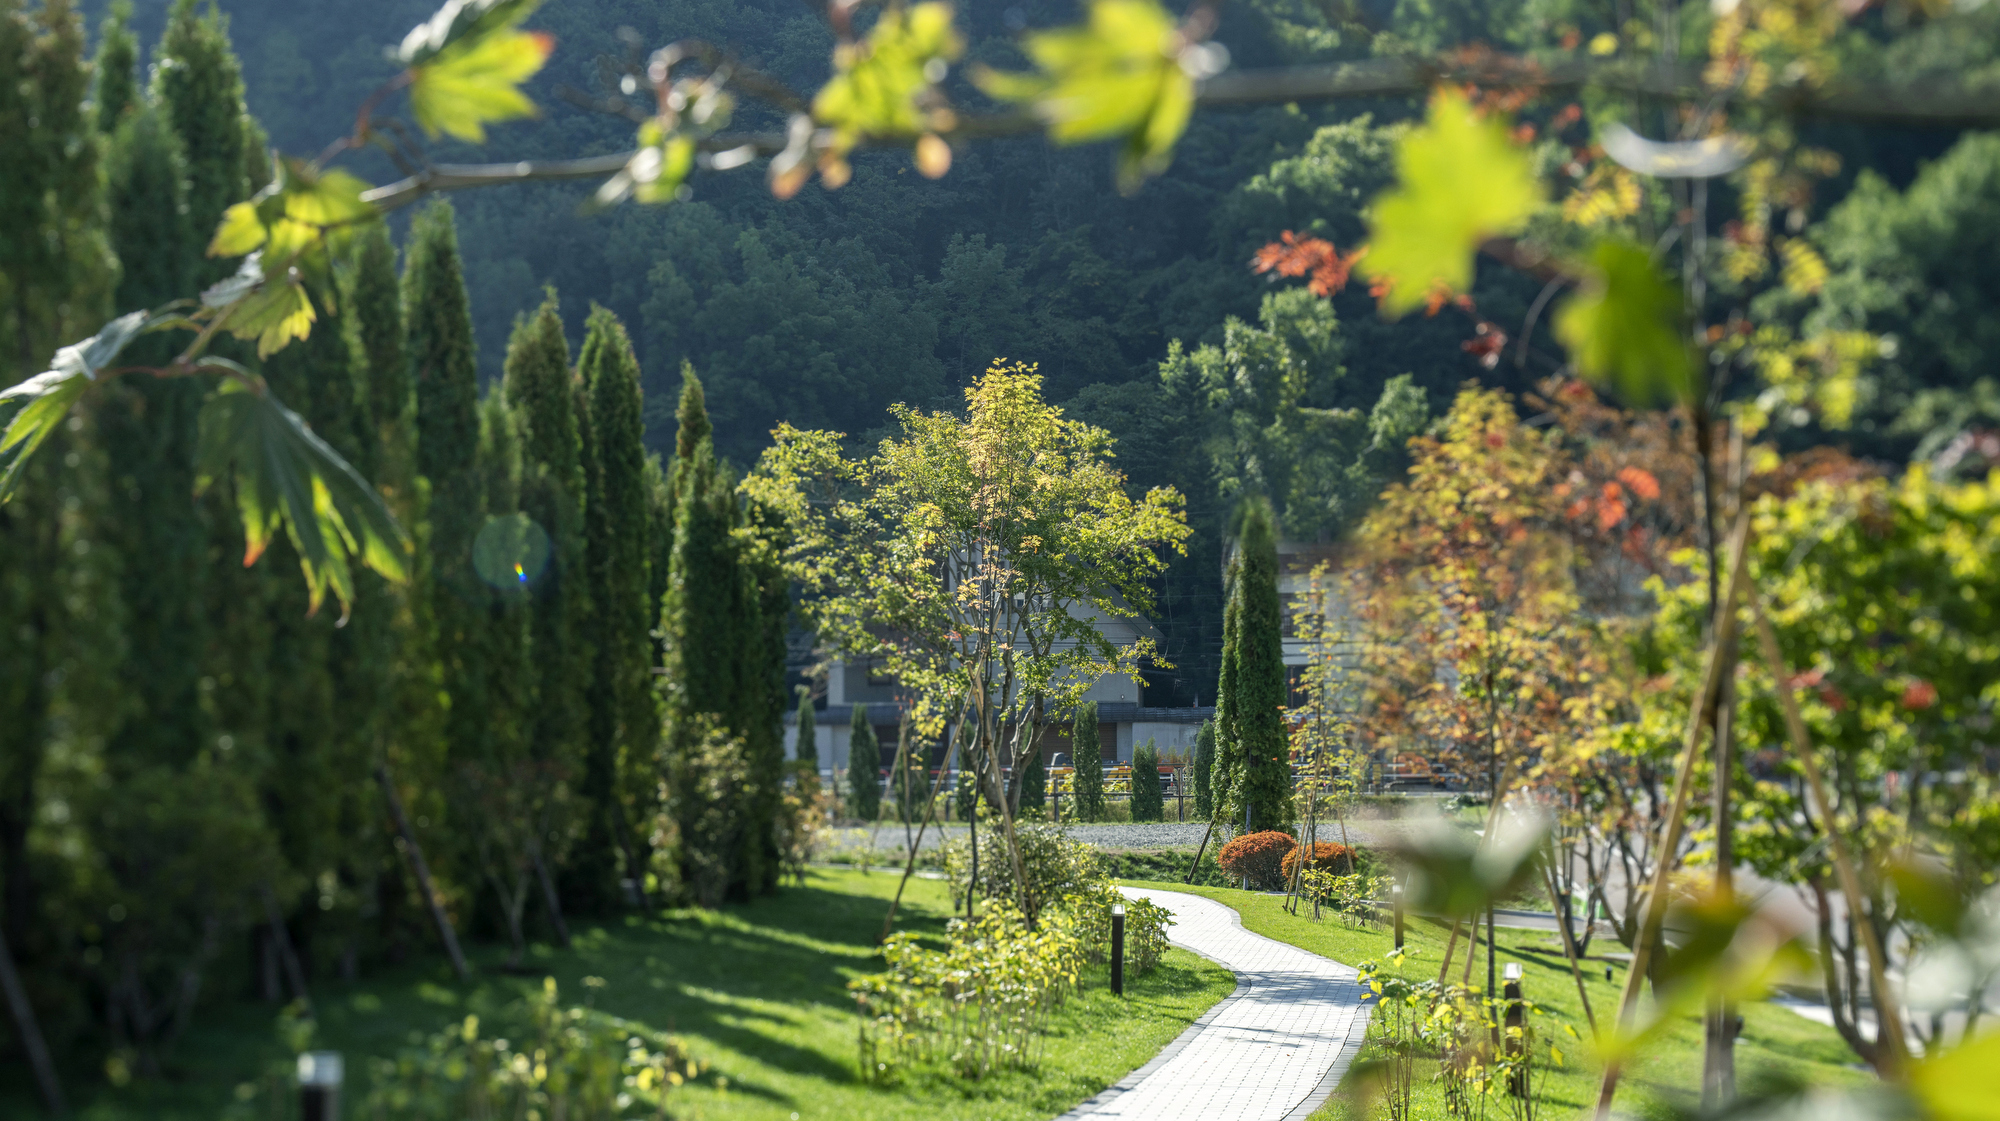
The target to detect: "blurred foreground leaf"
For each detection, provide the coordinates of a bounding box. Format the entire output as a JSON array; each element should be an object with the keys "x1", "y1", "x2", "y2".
[
  {"x1": 1554, "y1": 239, "x2": 1695, "y2": 407},
  {"x1": 977, "y1": 0, "x2": 1194, "y2": 193},
  {"x1": 1360, "y1": 87, "x2": 1540, "y2": 316},
  {"x1": 401, "y1": 0, "x2": 552, "y2": 142},
  {"x1": 196, "y1": 381, "x2": 410, "y2": 619},
  {"x1": 1, "y1": 310, "x2": 162, "y2": 499}
]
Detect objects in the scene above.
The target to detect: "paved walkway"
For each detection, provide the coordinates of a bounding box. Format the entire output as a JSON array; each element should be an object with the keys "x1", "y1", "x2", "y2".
[{"x1": 1056, "y1": 887, "x2": 1372, "y2": 1121}]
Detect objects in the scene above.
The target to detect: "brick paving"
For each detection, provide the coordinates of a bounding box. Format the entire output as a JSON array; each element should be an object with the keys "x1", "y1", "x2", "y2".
[{"x1": 1056, "y1": 887, "x2": 1371, "y2": 1121}]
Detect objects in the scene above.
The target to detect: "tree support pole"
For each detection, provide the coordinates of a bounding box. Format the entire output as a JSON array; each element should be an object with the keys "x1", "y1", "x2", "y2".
[
  {"x1": 1749, "y1": 595, "x2": 1908, "y2": 1076},
  {"x1": 881, "y1": 697, "x2": 972, "y2": 943},
  {"x1": 376, "y1": 764, "x2": 470, "y2": 980},
  {"x1": 1593, "y1": 516, "x2": 1751, "y2": 1121}
]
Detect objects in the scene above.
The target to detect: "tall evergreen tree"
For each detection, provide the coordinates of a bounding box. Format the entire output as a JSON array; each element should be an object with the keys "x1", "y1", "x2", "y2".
[
  {"x1": 91, "y1": 0, "x2": 136, "y2": 129},
  {"x1": 1193, "y1": 718, "x2": 1216, "y2": 819},
  {"x1": 152, "y1": 0, "x2": 245, "y2": 286},
  {"x1": 1071, "y1": 701, "x2": 1106, "y2": 821},
  {"x1": 405, "y1": 202, "x2": 485, "y2": 773},
  {"x1": 577, "y1": 304, "x2": 655, "y2": 909},
  {"x1": 1018, "y1": 744, "x2": 1047, "y2": 815},
  {"x1": 1131, "y1": 738, "x2": 1164, "y2": 822},
  {"x1": 793, "y1": 687, "x2": 817, "y2": 764},
  {"x1": 350, "y1": 222, "x2": 406, "y2": 486},
  {"x1": 0, "y1": 2, "x2": 113, "y2": 1107},
  {"x1": 502, "y1": 293, "x2": 589, "y2": 775},
  {"x1": 1213, "y1": 556, "x2": 1242, "y2": 826},
  {"x1": 1225, "y1": 501, "x2": 1293, "y2": 831},
  {"x1": 845, "y1": 705, "x2": 881, "y2": 822},
  {"x1": 658, "y1": 367, "x2": 783, "y2": 901}
]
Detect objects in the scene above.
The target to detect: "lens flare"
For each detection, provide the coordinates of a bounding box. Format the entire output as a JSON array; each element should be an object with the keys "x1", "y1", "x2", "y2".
[
  {"x1": 514, "y1": 562, "x2": 526, "y2": 583},
  {"x1": 472, "y1": 513, "x2": 552, "y2": 591}
]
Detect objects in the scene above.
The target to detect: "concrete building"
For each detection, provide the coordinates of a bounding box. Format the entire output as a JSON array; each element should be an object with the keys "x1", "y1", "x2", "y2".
[{"x1": 785, "y1": 610, "x2": 1215, "y2": 774}]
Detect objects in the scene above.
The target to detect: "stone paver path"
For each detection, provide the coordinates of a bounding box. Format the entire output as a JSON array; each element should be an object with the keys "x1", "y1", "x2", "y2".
[{"x1": 1056, "y1": 887, "x2": 1371, "y2": 1121}]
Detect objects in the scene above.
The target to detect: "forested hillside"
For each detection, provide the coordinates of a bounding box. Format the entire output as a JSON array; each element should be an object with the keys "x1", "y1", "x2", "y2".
[{"x1": 77, "y1": 0, "x2": 1998, "y2": 698}]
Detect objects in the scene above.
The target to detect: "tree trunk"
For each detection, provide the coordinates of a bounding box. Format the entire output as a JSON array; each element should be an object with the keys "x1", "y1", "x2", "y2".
[
  {"x1": 258, "y1": 884, "x2": 312, "y2": 1011},
  {"x1": 375, "y1": 764, "x2": 470, "y2": 979},
  {"x1": 0, "y1": 921, "x2": 66, "y2": 1116},
  {"x1": 531, "y1": 847, "x2": 571, "y2": 948}
]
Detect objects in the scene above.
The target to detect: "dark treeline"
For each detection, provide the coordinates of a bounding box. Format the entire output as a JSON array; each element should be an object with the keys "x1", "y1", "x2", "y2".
[{"x1": 0, "y1": 0, "x2": 794, "y2": 1095}]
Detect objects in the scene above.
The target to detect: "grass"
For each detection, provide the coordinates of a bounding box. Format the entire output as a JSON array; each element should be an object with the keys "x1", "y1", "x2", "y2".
[
  {"x1": 19, "y1": 869, "x2": 1235, "y2": 1121},
  {"x1": 1116, "y1": 880, "x2": 1868, "y2": 1121}
]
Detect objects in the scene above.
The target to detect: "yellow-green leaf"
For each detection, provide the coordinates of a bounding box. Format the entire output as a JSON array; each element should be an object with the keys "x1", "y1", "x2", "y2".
[
  {"x1": 219, "y1": 257, "x2": 320, "y2": 358},
  {"x1": 397, "y1": 0, "x2": 541, "y2": 66},
  {"x1": 812, "y1": 1, "x2": 962, "y2": 169},
  {"x1": 1553, "y1": 239, "x2": 1695, "y2": 406},
  {"x1": 208, "y1": 201, "x2": 267, "y2": 257},
  {"x1": 976, "y1": 0, "x2": 1193, "y2": 193},
  {"x1": 1913, "y1": 1031, "x2": 2000, "y2": 1121},
  {"x1": 1778, "y1": 237, "x2": 1829, "y2": 296},
  {"x1": 1360, "y1": 87, "x2": 1541, "y2": 316},
  {"x1": 409, "y1": 27, "x2": 553, "y2": 141}
]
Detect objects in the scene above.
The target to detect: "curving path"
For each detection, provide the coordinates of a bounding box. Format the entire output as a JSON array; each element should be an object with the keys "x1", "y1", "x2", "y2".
[{"x1": 1056, "y1": 887, "x2": 1372, "y2": 1121}]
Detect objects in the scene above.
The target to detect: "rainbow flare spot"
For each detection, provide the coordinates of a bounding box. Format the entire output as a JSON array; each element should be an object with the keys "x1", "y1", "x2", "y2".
[{"x1": 515, "y1": 562, "x2": 526, "y2": 583}]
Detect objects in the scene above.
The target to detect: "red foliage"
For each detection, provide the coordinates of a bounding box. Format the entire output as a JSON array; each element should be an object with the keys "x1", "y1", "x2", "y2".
[
  {"x1": 1461, "y1": 321, "x2": 1508, "y2": 368},
  {"x1": 1902, "y1": 680, "x2": 1938, "y2": 711},
  {"x1": 1280, "y1": 841, "x2": 1357, "y2": 881},
  {"x1": 1217, "y1": 830, "x2": 1298, "y2": 891},
  {"x1": 1250, "y1": 230, "x2": 1365, "y2": 297}
]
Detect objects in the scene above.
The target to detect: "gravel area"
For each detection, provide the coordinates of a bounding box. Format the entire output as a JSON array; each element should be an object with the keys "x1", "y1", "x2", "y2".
[{"x1": 824, "y1": 820, "x2": 1394, "y2": 852}]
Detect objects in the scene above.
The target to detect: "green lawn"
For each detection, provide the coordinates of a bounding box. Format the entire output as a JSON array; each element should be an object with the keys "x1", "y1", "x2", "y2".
[
  {"x1": 1117, "y1": 880, "x2": 1868, "y2": 1121},
  {"x1": 25, "y1": 869, "x2": 1235, "y2": 1121}
]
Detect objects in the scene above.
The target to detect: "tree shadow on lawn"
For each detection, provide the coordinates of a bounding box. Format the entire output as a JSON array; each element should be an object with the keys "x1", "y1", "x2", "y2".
[{"x1": 546, "y1": 878, "x2": 956, "y2": 1091}]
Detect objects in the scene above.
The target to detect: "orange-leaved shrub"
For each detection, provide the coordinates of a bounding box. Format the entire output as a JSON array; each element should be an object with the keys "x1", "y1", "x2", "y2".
[
  {"x1": 1281, "y1": 841, "x2": 1356, "y2": 882},
  {"x1": 1217, "y1": 830, "x2": 1296, "y2": 890}
]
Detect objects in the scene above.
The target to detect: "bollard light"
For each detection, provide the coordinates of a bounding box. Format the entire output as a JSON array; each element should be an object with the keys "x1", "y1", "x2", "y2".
[
  {"x1": 298, "y1": 1051, "x2": 343, "y2": 1121},
  {"x1": 1501, "y1": 963, "x2": 1526, "y2": 1098},
  {"x1": 1110, "y1": 903, "x2": 1127, "y2": 997},
  {"x1": 1503, "y1": 962, "x2": 1523, "y2": 982},
  {"x1": 1391, "y1": 883, "x2": 1405, "y2": 950}
]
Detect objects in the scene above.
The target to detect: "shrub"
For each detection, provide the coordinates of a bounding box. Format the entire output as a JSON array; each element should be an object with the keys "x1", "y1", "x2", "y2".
[
  {"x1": 851, "y1": 901, "x2": 1085, "y2": 1081},
  {"x1": 1130, "y1": 739, "x2": 1164, "y2": 822},
  {"x1": 943, "y1": 821, "x2": 1101, "y2": 916},
  {"x1": 1217, "y1": 830, "x2": 1296, "y2": 890},
  {"x1": 1281, "y1": 840, "x2": 1357, "y2": 882},
  {"x1": 227, "y1": 978, "x2": 700, "y2": 1121},
  {"x1": 1051, "y1": 881, "x2": 1172, "y2": 972}
]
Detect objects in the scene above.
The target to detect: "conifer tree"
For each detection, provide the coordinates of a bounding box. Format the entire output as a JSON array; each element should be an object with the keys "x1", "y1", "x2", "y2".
[
  {"x1": 350, "y1": 223, "x2": 407, "y2": 486},
  {"x1": 794, "y1": 687, "x2": 818, "y2": 764},
  {"x1": 1131, "y1": 739, "x2": 1164, "y2": 822},
  {"x1": 1071, "y1": 701, "x2": 1106, "y2": 821},
  {"x1": 658, "y1": 368, "x2": 777, "y2": 900},
  {"x1": 0, "y1": 2, "x2": 112, "y2": 1106},
  {"x1": 502, "y1": 293, "x2": 589, "y2": 774},
  {"x1": 577, "y1": 305, "x2": 655, "y2": 909},
  {"x1": 1019, "y1": 745, "x2": 1047, "y2": 815},
  {"x1": 846, "y1": 705, "x2": 881, "y2": 822},
  {"x1": 1213, "y1": 556, "x2": 1242, "y2": 825},
  {"x1": 1226, "y1": 501, "x2": 1293, "y2": 831},
  {"x1": 1193, "y1": 718, "x2": 1216, "y2": 819},
  {"x1": 152, "y1": 0, "x2": 245, "y2": 286},
  {"x1": 405, "y1": 202, "x2": 484, "y2": 770},
  {"x1": 92, "y1": 0, "x2": 137, "y2": 129}
]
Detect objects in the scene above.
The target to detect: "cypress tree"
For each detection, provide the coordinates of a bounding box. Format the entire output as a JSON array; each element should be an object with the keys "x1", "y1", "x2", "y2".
[
  {"x1": 502, "y1": 292, "x2": 589, "y2": 772},
  {"x1": 577, "y1": 305, "x2": 655, "y2": 909},
  {"x1": 1193, "y1": 718, "x2": 1216, "y2": 819},
  {"x1": 350, "y1": 222, "x2": 407, "y2": 487},
  {"x1": 92, "y1": 0, "x2": 137, "y2": 129},
  {"x1": 404, "y1": 202, "x2": 484, "y2": 770},
  {"x1": 1213, "y1": 556, "x2": 1242, "y2": 826},
  {"x1": 845, "y1": 705, "x2": 881, "y2": 822},
  {"x1": 1071, "y1": 701, "x2": 1105, "y2": 821},
  {"x1": 793, "y1": 687, "x2": 818, "y2": 764},
  {"x1": 1230, "y1": 501, "x2": 1293, "y2": 831},
  {"x1": 1019, "y1": 745, "x2": 1047, "y2": 815},
  {"x1": 658, "y1": 367, "x2": 779, "y2": 901},
  {"x1": 152, "y1": 0, "x2": 245, "y2": 285},
  {"x1": 1132, "y1": 739, "x2": 1164, "y2": 822},
  {"x1": 0, "y1": 6, "x2": 113, "y2": 1103}
]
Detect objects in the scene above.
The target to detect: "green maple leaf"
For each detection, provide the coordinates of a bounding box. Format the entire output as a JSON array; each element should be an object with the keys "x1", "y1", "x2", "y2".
[
  {"x1": 1361, "y1": 87, "x2": 1541, "y2": 317},
  {"x1": 1554, "y1": 239, "x2": 1696, "y2": 407}
]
